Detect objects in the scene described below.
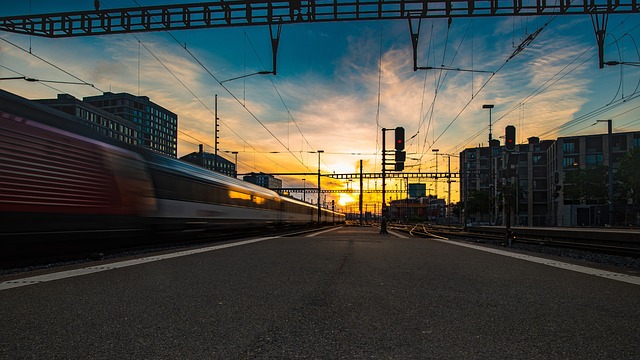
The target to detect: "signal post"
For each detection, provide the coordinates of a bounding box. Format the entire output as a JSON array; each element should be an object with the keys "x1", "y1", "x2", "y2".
[
  {"x1": 381, "y1": 127, "x2": 406, "y2": 234},
  {"x1": 504, "y1": 125, "x2": 516, "y2": 246}
]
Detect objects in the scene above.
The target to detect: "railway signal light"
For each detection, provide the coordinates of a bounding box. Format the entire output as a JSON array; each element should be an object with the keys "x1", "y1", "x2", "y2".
[
  {"x1": 395, "y1": 127, "x2": 405, "y2": 151},
  {"x1": 394, "y1": 150, "x2": 406, "y2": 171},
  {"x1": 505, "y1": 125, "x2": 516, "y2": 151}
]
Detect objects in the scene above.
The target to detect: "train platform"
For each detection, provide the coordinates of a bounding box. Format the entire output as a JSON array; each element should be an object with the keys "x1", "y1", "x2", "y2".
[{"x1": 1, "y1": 226, "x2": 639, "y2": 358}]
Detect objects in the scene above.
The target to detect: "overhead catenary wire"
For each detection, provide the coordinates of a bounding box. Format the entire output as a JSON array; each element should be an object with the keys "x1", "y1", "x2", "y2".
[
  {"x1": 0, "y1": 37, "x2": 103, "y2": 93},
  {"x1": 129, "y1": 0, "x2": 311, "y2": 173},
  {"x1": 436, "y1": 16, "x2": 557, "y2": 155},
  {"x1": 0, "y1": 63, "x2": 67, "y2": 93},
  {"x1": 242, "y1": 30, "x2": 324, "y2": 171},
  {"x1": 415, "y1": 19, "x2": 475, "y2": 163},
  {"x1": 2, "y1": 16, "x2": 288, "y2": 172},
  {"x1": 447, "y1": 15, "x2": 640, "y2": 154}
]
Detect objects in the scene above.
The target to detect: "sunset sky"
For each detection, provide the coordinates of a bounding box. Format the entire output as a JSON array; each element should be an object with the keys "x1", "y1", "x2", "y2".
[{"x1": 1, "y1": 1, "x2": 640, "y2": 209}]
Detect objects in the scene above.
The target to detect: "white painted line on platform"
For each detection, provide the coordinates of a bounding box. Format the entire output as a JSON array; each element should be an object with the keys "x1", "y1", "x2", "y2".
[
  {"x1": 0, "y1": 236, "x2": 280, "y2": 291},
  {"x1": 432, "y1": 238, "x2": 640, "y2": 286},
  {"x1": 388, "y1": 230, "x2": 408, "y2": 239},
  {"x1": 306, "y1": 226, "x2": 343, "y2": 237}
]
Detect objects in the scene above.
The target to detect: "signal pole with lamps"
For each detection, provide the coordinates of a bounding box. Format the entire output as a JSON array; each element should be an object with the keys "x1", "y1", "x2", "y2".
[
  {"x1": 317, "y1": 150, "x2": 324, "y2": 224},
  {"x1": 380, "y1": 127, "x2": 405, "y2": 234},
  {"x1": 504, "y1": 125, "x2": 516, "y2": 246}
]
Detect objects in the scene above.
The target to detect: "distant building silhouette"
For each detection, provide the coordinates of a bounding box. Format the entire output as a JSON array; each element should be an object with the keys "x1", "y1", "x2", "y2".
[
  {"x1": 180, "y1": 148, "x2": 236, "y2": 178},
  {"x1": 35, "y1": 94, "x2": 139, "y2": 147},
  {"x1": 243, "y1": 172, "x2": 283, "y2": 191},
  {"x1": 83, "y1": 92, "x2": 177, "y2": 157}
]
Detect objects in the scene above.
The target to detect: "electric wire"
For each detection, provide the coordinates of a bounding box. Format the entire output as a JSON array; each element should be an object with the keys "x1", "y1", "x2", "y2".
[
  {"x1": 416, "y1": 19, "x2": 475, "y2": 162},
  {"x1": 242, "y1": 30, "x2": 322, "y2": 170},
  {"x1": 129, "y1": 0, "x2": 310, "y2": 173},
  {"x1": 0, "y1": 37, "x2": 103, "y2": 93},
  {"x1": 439, "y1": 16, "x2": 559, "y2": 155},
  {"x1": 448, "y1": 15, "x2": 640, "y2": 154},
  {"x1": 0, "y1": 64, "x2": 66, "y2": 93}
]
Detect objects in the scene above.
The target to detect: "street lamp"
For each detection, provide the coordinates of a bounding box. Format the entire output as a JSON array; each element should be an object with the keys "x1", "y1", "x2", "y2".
[
  {"x1": 317, "y1": 150, "x2": 324, "y2": 223},
  {"x1": 596, "y1": 119, "x2": 613, "y2": 226},
  {"x1": 483, "y1": 104, "x2": 495, "y2": 225}
]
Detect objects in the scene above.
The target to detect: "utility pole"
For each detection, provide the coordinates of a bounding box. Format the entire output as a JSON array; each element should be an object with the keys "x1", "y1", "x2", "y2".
[
  {"x1": 447, "y1": 154, "x2": 451, "y2": 227},
  {"x1": 359, "y1": 159, "x2": 364, "y2": 226},
  {"x1": 432, "y1": 149, "x2": 439, "y2": 199},
  {"x1": 317, "y1": 150, "x2": 324, "y2": 224},
  {"x1": 381, "y1": 129, "x2": 388, "y2": 234},
  {"x1": 483, "y1": 104, "x2": 495, "y2": 225},
  {"x1": 214, "y1": 94, "x2": 219, "y2": 173},
  {"x1": 597, "y1": 119, "x2": 614, "y2": 226}
]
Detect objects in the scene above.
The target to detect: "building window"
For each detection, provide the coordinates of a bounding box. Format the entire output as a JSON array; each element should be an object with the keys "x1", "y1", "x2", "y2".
[
  {"x1": 585, "y1": 137, "x2": 602, "y2": 154},
  {"x1": 563, "y1": 157, "x2": 578, "y2": 168},
  {"x1": 613, "y1": 135, "x2": 627, "y2": 151},
  {"x1": 585, "y1": 154, "x2": 603, "y2": 166},
  {"x1": 532, "y1": 155, "x2": 542, "y2": 165},
  {"x1": 563, "y1": 141, "x2": 577, "y2": 154}
]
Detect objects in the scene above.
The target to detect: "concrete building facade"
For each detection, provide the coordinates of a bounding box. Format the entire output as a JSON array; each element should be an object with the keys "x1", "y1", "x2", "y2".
[
  {"x1": 35, "y1": 94, "x2": 139, "y2": 147},
  {"x1": 460, "y1": 130, "x2": 640, "y2": 227},
  {"x1": 180, "y1": 150, "x2": 236, "y2": 178},
  {"x1": 83, "y1": 92, "x2": 177, "y2": 157}
]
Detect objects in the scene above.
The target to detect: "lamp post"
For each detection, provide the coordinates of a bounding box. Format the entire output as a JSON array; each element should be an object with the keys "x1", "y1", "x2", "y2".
[
  {"x1": 483, "y1": 104, "x2": 495, "y2": 225},
  {"x1": 317, "y1": 150, "x2": 324, "y2": 224},
  {"x1": 597, "y1": 119, "x2": 613, "y2": 226}
]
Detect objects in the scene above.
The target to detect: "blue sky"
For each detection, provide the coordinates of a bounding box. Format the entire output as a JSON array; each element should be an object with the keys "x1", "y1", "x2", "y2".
[{"x1": 1, "y1": 1, "x2": 640, "y2": 205}]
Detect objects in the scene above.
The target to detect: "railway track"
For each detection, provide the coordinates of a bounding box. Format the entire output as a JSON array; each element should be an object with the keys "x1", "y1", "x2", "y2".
[{"x1": 391, "y1": 223, "x2": 640, "y2": 258}]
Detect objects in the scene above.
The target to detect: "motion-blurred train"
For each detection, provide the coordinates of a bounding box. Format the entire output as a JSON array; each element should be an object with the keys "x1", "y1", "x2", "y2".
[{"x1": 0, "y1": 90, "x2": 344, "y2": 245}]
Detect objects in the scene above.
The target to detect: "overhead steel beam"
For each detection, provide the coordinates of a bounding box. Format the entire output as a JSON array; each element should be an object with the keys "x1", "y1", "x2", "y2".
[
  {"x1": 241, "y1": 172, "x2": 460, "y2": 179},
  {"x1": 0, "y1": 0, "x2": 637, "y2": 38}
]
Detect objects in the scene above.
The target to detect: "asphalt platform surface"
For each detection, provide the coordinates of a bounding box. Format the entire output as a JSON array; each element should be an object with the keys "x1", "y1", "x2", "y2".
[{"x1": 1, "y1": 226, "x2": 639, "y2": 359}]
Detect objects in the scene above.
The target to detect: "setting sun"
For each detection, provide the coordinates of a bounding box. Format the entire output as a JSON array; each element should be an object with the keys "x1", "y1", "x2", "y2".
[{"x1": 337, "y1": 193, "x2": 356, "y2": 207}]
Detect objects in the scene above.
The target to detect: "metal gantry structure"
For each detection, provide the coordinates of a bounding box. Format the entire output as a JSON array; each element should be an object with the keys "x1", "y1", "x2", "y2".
[
  {"x1": 0, "y1": 0, "x2": 638, "y2": 69},
  {"x1": 262, "y1": 171, "x2": 460, "y2": 180},
  {"x1": 0, "y1": 0, "x2": 636, "y2": 36}
]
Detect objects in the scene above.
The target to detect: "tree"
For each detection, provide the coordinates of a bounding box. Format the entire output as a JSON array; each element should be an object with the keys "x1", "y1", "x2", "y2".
[
  {"x1": 464, "y1": 189, "x2": 491, "y2": 223},
  {"x1": 563, "y1": 165, "x2": 607, "y2": 205},
  {"x1": 617, "y1": 147, "x2": 640, "y2": 206}
]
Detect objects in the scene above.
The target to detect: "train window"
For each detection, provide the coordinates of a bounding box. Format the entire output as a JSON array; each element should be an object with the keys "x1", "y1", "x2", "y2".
[{"x1": 229, "y1": 190, "x2": 251, "y2": 201}]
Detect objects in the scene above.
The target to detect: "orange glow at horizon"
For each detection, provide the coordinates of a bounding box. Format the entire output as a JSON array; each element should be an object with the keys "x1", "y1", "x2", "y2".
[{"x1": 337, "y1": 193, "x2": 356, "y2": 207}]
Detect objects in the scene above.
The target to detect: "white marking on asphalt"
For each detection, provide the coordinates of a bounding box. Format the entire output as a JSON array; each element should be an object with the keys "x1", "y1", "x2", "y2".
[
  {"x1": 388, "y1": 230, "x2": 408, "y2": 239},
  {"x1": 431, "y1": 238, "x2": 640, "y2": 286},
  {"x1": 306, "y1": 226, "x2": 342, "y2": 237},
  {"x1": 0, "y1": 236, "x2": 280, "y2": 291}
]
